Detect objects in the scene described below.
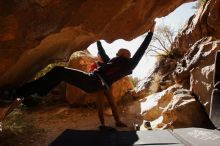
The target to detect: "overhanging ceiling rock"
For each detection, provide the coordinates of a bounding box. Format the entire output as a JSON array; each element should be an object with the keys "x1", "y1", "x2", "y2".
[{"x1": 0, "y1": 0, "x2": 193, "y2": 88}]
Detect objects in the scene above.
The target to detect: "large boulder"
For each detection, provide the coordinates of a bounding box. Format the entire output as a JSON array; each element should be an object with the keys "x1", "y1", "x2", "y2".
[
  {"x1": 173, "y1": 0, "x2": 220, "y2": 113},
  {"x1": 66, "y1": 51, "x2": 134, "y2": 105},
  {"x1": 140, "y1": 85, "x2": 213, "y2": 129},
  {"x1": 136, "y1": 0, "x2": 220, "y2": 128},
  {"x1": 190, "y1": 39, "x2": 220, "y2": 112}
]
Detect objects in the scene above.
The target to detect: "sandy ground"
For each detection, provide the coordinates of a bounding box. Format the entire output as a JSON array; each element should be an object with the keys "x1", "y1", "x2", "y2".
[{"x1": 0, "y1": 100, "x2": 143, "y2": 146}]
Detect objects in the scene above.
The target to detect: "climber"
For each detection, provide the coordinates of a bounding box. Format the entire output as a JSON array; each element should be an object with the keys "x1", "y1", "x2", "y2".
[
  {"x1": 89, "y1": 41, "x2": 127, "y2": 127},
  {"x1": 1, "y1": 22, "x2": 155, "y2": 120}
]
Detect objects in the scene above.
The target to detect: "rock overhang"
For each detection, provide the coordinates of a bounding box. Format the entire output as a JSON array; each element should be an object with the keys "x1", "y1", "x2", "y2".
[{"x1": 0, "y1": 0, "x2": 194, "y2": 88}]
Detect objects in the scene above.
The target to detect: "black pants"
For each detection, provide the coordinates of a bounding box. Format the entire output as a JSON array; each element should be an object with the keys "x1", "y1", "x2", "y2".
[{"x1": 16, "y1": 66, "x2": 103, "y2": 98}]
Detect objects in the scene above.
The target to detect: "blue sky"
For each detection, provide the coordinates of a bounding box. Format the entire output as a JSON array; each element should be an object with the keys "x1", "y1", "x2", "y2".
[{"x1": 88, "y1": 2, "x2": 197, "y2": 79}]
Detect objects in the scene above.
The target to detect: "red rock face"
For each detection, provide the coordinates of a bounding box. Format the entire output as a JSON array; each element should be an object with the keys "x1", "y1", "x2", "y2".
[{"x1": 0, "y1": 0, "x2": 192, "y2": 88}]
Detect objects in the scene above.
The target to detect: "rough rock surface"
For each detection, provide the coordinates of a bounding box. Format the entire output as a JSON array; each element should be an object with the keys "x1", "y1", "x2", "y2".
[
  {"x1": 174, "y1": 0, "x2": 220, "y2": 113},
  {"x1": 173, "y1": 0, "x2": 220, "y2": 56},
  {"x1": 140, "y1": 85, "x2": 213, "y2": 129},
  {"x1": 136, "y1": 57, "x2": 177, "y2": 98},
  {"x1": 136, "y1": 0, "x2": 220, "y2": 129},
  {"x1": 66, "y1": 51, "x2": 133, "y2": 105},
  {"x1": 189, "y1": 38, "x2": 220, "y2": 112}
]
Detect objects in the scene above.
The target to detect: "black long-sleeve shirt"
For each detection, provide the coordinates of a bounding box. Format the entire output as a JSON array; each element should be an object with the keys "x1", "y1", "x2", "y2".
[{"x1": 94, "y1": 31, "x2": 153, "y2": 86}]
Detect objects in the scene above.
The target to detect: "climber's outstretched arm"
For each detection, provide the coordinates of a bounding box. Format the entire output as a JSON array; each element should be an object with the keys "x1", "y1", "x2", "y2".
[
  {"x1": 97, "y1": 41, "x2": 110, "y2": 63},
  {"x1": 131, "y1": 22, "x2": 155, "y2": 69}
]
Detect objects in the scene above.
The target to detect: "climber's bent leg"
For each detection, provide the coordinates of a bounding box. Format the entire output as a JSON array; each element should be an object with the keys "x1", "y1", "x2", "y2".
[{"x1": 16, "y1": 66, "x2": 102, "y2": 98}]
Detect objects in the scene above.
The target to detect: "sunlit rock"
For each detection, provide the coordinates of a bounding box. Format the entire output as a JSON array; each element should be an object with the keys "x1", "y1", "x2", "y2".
[
  {"x1": 170, "y1": 0, "x2": 220, "y2": 115},
  {"x1": 190, "y1": 39, "x2": 220, "y2": 112},
  {"x1": 140, "y1": 85, "x2": 213, "y2": 129},
  {"x1": 136, "y1": 57, "x2": 177, "y2": 98}
]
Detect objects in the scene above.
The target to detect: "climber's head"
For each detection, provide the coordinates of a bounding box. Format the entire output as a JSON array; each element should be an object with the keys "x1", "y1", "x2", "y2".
[{"x1": 116, "y1": 49, "x2": 131, "y2": 58}]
